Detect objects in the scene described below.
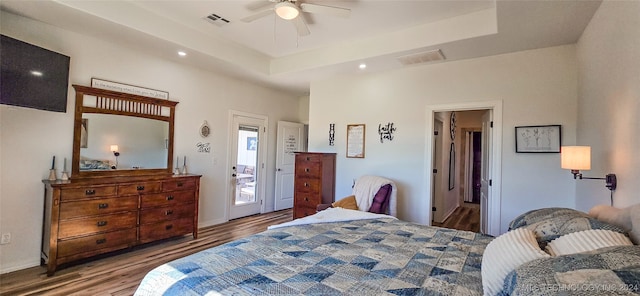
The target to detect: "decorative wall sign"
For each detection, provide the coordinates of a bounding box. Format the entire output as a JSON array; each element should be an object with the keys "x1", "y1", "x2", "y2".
[
  {"x1": 200, "y1": 121, "x2": 210, "y2": 138},
  {"x1": 515, "y1": 125, "x2": 561, "y2": 153},
  {"x1": 91, "y1": 78, "x2": 169, "y2": 99},
  {"x1": 378, "y1": 122, "x2": 396, "y2": 143},
  {"x1": 346, "y1": 124, "x2": 365, "y2": 158},
  {"x1": 329, "y1": 123, "x2": 335, "y2": 146},
  {"x1": 285, "y1": 135, "x2": 298, "y2": 155},
  {"x1": 196, "y1": 142, "x2": 211, "y2": 153}
]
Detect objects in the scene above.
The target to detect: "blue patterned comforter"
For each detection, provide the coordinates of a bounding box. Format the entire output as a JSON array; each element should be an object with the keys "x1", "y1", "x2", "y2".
[{"x1": 135, "y1": 218, "x2": 493, "y2": 295}]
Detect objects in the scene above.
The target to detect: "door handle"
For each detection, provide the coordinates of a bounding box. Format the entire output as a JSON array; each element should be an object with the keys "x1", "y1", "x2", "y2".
[{"x1": 276, "y1": 168, "x2": 281, "y2": 171}]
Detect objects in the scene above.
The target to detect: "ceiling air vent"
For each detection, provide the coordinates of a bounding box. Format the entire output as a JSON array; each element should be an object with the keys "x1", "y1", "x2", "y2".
[
  {"x1": 204, "y1": 13, "x2": 230, "y2": 27},
  {"x1": 397, "y1": 49, "x2": 445, "y2": 66}
]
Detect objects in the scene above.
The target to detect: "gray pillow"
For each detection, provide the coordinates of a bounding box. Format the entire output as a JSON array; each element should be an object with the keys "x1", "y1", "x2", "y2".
[{"x1": 508, "y1": 208, "x2": 627, "y2": 247}]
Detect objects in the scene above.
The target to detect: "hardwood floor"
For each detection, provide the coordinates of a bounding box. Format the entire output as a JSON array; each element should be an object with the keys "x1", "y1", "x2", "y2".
[
  {"x1": 0, "y1": 209, "x2": 293, "y2": 296},
  {"x1": 432, "y1": 202, "x2": 480, "y2": 233}
]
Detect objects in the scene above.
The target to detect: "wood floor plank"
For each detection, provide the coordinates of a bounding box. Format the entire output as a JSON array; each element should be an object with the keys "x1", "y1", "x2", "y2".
[
  {"x1": 0, "y1": 209, "x2": 293, "y2": 296},
  {"x1": 432, "y1": 203, "x2": 480, "y2": 233}
]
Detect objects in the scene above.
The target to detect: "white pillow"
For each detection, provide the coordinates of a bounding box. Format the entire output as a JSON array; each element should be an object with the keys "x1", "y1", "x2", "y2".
[
  {"x1": 545, "y1": 229, "x2": 632, "y2": 256},
  {"x1": 481, "y1": 228, "x2": 550, "y2": 296}
]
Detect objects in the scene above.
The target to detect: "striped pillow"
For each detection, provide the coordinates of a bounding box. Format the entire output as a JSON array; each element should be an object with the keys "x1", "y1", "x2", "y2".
[
  {"x1": 481, "y1": 228, "x2": 551, "y2": 296},
  {"x1": 546, "y1": 229, "x2": 632, "y2": 256}
]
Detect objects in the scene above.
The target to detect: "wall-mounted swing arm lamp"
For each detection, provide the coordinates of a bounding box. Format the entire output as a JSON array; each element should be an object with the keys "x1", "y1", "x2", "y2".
[{"x1": 560, "y1": 146, "x2": 617, "y2": 191}]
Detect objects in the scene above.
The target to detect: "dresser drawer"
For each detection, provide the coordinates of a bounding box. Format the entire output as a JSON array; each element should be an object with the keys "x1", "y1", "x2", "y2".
[
  {"x1": 296, "y1": 153, "x2": 322, "y2": 163},
  {"x1": 140, "y1": 204, "x2": 195, "y2": 225},
  {"x1": 139, "y1": 217, "x2": 193, "y2": 243},
  {"x1": 119, "y1": 182, "x2": 162, "y2": 196},
  {"x1": 163, "y1": 179, "x2": 196, "y2": 192},
  {"x1": 57, "y1": 228, "x2": 137, "y2": 258},
  {"x1": 58, "y1": 211, "x2": 137, "y2": 239},
  {"x1": 61, "y1": 186, "x2": 117, "y2": 201},
  {"x1": 294, "y1": 178, "x2": 321, "y2": 193},
  {"x1": 59, "y1": 196, "x2": 138, "y2": 220},
  {"x1": 294, "y1": 206, "x2": 316, "y2": 219},
  {"x1": 294, "y1": 192, "x2": 321, "y2": 208},
  {"x1": 295, "y1": 162, "x2": 321, "y2": 178},
  {"x1": 140, "y1": 190, "x2": 194, "y2": 208}
]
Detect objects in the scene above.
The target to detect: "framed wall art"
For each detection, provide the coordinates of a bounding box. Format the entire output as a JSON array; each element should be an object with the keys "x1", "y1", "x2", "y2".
[
  {"x1": 515, "y1": 125, "x2": 561, "y2": 153},
  {"x1": 346, "y1": 124, "x2": 365, "y2": 158}
]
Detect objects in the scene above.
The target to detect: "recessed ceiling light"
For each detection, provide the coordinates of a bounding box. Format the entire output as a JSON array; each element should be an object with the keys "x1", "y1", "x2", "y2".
[
  {"x1": 178, "y1": 51, "x2": 187, "y2": 57},
  {"x1": 359, "y1": 63, "x2": 367, "y2": 70},
  {"x1": 30, "y1": 70, "x2": 43, "y2": 76}
]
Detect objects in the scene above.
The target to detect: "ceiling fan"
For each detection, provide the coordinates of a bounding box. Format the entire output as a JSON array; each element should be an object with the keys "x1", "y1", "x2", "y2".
[{"x1": 241, "y1": 0, "x2": 351, "y2": 36}]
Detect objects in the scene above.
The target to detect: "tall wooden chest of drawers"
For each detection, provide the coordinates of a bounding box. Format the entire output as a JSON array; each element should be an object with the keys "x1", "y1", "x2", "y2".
[
  {"x1": 293, "y1": 152, "x2": 336, "y2": 219},
  {"x1": 42, "y1": 174, "x2": 200, "y2": 276}
]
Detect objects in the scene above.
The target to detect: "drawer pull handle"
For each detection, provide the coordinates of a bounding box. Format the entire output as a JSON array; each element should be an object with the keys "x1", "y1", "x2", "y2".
[
  {"x1": 165, "y1": 225, "x2": 173, "y2": 230},
  {"x1": 85, "y1": 189, "x2": 96, "y2": 195},
  {"x1": 166, "y1": 195, "x2": 174, "y2": 201},
  {"x1": 177, "y1": 182, "x2": 183, "y2": 187},
  {"x1": 98, "y1": 203, "x2": 109, "y2": 209},
  {"x1": 96, "y1": 238, "x2": 106, "y2": 245},
  {"x1": 304, "y1": 197, "x2": 309, "y2": 202},
  {"x1": 305, "y1": 168, "x2": 310, "y2": 173},
  {"x1": 97, "y1": 221, "x2": 108, "y2": 227},
  {"x1": 137, "y1": 185, "x2": 145, "y2": 191},
  {"x1": 304, "y1": 183, "x2": 309, "y2": 187},
  {"x1": 165, "y1": 210, "x2": 173, "y2": 215},
  {"x1": 306, "y1": 157, "x2": 310, "y2": 161}
]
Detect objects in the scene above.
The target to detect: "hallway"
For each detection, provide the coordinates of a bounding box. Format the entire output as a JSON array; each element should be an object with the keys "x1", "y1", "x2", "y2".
[{"x1": 432, "y1": 202, "x2": 480, "y2": 233}]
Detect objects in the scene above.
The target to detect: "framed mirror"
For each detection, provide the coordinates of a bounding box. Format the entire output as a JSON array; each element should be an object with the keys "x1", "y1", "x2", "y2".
[{"x1": 71, "y1": 85, "x2": 178, "y2": 179}]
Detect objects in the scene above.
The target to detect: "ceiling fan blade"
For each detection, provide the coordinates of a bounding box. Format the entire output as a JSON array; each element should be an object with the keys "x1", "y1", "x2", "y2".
[
  {"x1": 246, "y1": 0, "x2": 274, "y2": 11},
  {"x1": 300, "y1": 3, "x2": 350, "y2": 18},
  {"x1": 292, "y1": 16, "x2": 310, "y2": 36},
  {"x1": 241, "y1": 9, "x2": 273, "y2": 23}
]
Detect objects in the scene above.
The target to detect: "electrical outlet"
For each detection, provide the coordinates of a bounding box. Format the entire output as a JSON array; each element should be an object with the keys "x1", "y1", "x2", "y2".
[{"x1": 1, "y1": 233, "x2": 11, "y2": 245}]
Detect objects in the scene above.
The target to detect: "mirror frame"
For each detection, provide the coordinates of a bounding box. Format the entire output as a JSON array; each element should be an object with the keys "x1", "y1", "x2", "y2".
[{"x1": 71, "y1": 84, "x2": 178, "y2": 179}]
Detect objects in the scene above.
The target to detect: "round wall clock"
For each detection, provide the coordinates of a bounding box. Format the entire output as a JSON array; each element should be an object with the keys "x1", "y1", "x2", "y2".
[
  {"x1": 450, "y1": 112, "x2": 456, "y2": 140},
  {"x1": 200, "y1": 121, "x2": 210, "y2": 138}
]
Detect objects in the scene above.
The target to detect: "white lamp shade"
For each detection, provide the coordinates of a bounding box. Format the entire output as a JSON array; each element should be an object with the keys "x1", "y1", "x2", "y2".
[
  {"x1": 275, "y1": 2, "x2": 299, "y2": 20},
  {"x1": 110, "y1": 145, "x2": 119, "y2": 152},
  {"x1": 561, "y1": 146, "x2": 591, "y2": 170}
]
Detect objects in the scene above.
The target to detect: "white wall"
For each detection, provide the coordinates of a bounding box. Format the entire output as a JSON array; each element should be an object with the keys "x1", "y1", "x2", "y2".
[
  {"x1": 308, "y1": 45, "x2": 578, "y2": 232},
  {"x1": 0, "y1": 12, "x2": 300, "y2": 273},
  {"x1": 575, "y1": 1, "x2": 640, "y2": 210}
]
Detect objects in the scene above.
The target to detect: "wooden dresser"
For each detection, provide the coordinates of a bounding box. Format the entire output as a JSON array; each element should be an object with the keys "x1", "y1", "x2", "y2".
[
  {"x1": 293, "y1": 152, "x2": 336, "y2": 219},
  {"x1": 42, "y1": 174, "x2": 200, "y2": 276}
]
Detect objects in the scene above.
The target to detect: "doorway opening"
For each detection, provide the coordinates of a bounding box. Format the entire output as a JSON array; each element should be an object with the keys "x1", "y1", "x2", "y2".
[{"x1": 430, "y1": 108, "x2": 494, "y2": 234}]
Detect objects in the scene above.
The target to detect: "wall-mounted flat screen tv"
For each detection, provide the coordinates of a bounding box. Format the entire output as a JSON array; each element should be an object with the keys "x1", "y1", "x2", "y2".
[{"x1": 1, "y1": 34, "x2": 70, "y2": 113}]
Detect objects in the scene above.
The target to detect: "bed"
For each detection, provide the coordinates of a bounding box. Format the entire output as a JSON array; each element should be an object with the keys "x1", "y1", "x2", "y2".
[{"x1": 135, "y1": 206, "x2": 640, "y2": 296}]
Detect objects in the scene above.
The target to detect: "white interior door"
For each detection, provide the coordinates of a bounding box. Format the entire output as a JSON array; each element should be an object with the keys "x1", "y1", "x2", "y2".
[
  {"x1": 431, "y1": 119, "x2": 443, "y2": 223},
  {"x1": 480, "y1": 110, "x2": 492, "y2": 234},
  {"x1": 274, "y1": 121, "x2": 305, "y2": 211},
  {"x1": 228, "y1": 112, "x2": 267, "y2": 220}
]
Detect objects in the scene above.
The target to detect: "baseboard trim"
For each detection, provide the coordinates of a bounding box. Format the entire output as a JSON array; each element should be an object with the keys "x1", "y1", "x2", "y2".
[{"x1": 1, "y1": 259, "x2": 40, "y2": 275}]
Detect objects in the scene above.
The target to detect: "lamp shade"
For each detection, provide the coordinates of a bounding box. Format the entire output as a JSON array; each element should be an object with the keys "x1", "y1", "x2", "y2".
[
  {"x1": 110, "y1": 145, "x2": 119, "y2": 152},
  {"x1": 275, "y1": 2, "x2": 299, "y2": 20},
  {"x1": 561, "y1": 146, "x2": 591, "y2": 170}
]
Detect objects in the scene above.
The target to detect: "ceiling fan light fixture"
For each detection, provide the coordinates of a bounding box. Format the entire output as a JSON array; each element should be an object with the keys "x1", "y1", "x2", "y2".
[{"x1": 275, "y1": 2, "x2": 299, "y2": 20}]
